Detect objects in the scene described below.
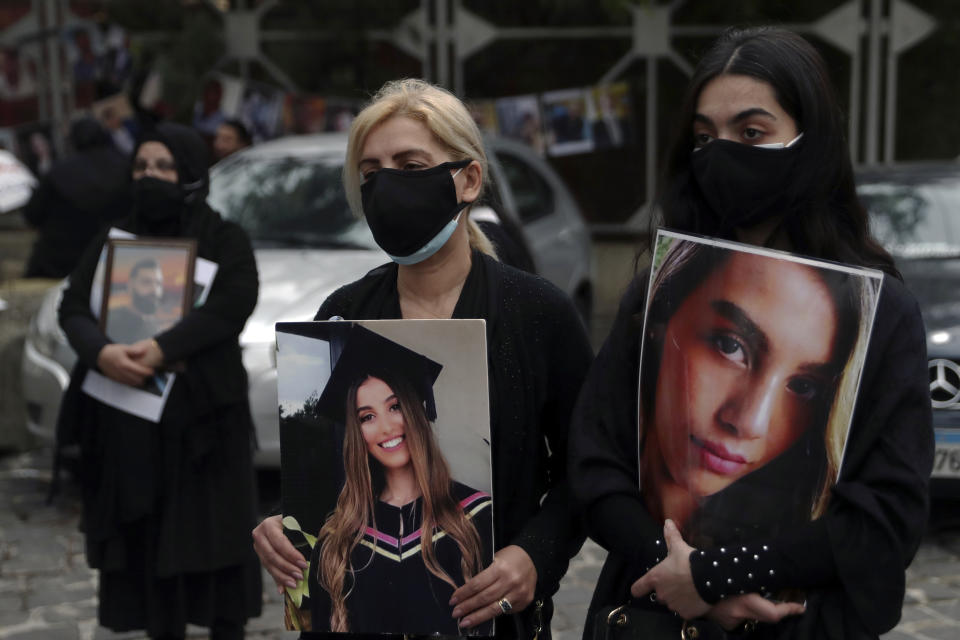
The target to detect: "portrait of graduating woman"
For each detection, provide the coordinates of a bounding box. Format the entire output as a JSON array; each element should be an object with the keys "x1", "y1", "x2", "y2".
[
  {"x1": 638, "y1": 231, "x2": 882, "y2": 549},
  {"x1": 276, "y1": 321, "x2": 494, "y2": 635}
]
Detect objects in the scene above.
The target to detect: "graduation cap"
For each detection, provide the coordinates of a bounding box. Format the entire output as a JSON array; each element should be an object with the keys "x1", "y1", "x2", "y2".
[{"x1": 315, "y1": 324, "x2": 444, "y2": 425}]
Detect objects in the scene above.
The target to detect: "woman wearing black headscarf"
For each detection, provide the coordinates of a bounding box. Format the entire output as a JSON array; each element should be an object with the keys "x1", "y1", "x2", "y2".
[{"x1": 55, "y1": 122, "x2": 262, "y2": 639}]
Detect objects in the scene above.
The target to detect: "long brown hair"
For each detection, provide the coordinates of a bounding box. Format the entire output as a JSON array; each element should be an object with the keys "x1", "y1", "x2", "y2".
[{"x1": 316, "y1": 374, "x2": 484, "y2": 632}]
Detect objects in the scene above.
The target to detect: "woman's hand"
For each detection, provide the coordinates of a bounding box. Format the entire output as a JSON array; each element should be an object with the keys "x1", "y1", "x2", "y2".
[
  {"x1": 252, "y1": 514, "x2": 309, "y2": 594},
  {"x1": 96, "y1": 343, "x2": 155, "y2": 387},
  {"x1": 450, "y1": 544, "x2": 537, "y2": 629},
  {"x1": 630, "y1": 519, "x2": 710, "y2": 620},
  {"x1": 706, "y1": 593, "x2": 806, "y2": 630},
  {"x1": 129, "y1": 338, "x2": 164, "y2": 369}
]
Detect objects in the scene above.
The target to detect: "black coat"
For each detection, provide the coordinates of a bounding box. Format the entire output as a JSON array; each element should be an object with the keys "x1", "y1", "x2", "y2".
[
  {"x1": 23, "y1": 144, "x2": 130, "y2": 278},
  {"x1": 313, "y1": 251, "x2": 593, "y2": 639},
  {"x1": 569, "y1": 271, "x2": 934, "y2": 640},
  {"x1": 55, "y1": 122, "x2": 262, "y2": 634}
]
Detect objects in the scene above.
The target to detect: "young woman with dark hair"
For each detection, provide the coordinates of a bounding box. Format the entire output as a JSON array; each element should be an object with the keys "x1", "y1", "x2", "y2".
[
  {"x1": 570, "y1": 26, "x2": 932, "y2": 639},
  {"x1": 310, "y1": 368, "x2": 492, "y2": 634}
]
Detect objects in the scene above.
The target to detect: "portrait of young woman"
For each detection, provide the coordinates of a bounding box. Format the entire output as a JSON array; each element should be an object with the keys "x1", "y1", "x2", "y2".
[
  {"x1": 291, "y1": 323, "x2": 494, "y2": 635},
  {"x1": 569, "y1": 26, "x2": 933, "y2": 640},
  {"x1": 639, "y1": 233, "x2": 881, "y2": 546}
]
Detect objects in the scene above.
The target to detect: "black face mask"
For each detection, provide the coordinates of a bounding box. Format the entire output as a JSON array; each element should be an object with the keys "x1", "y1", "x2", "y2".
[
  {"x1": 360, "y1": 160, "x2": 472, "y2": 261},
  {"x1": 133, "y1": 176, "x2": 185, "y2": 222},
  {"x1": 690, "y1": 138, "x2": 803, "y2": 230}
]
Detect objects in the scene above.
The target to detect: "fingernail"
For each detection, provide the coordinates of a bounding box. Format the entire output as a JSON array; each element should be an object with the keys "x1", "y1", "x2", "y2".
[
  {"x1": 277, "y1": 585, "x2": 284, "y2": 595},
  {"x1": 298, "y1": 560, "x2": 309, "y2": 570},
  {"x1": 449, "y1": 596, "x2": 458, "y2": 605},
  {"x1": 286, "y1": 580, "x2": 297, "y2": 588},
  {"x1": 452, "y1": 607, "x2": 462, "y2": 618},
  {"x1": 461, "y1": 618, "x2": 472, "y2": 628}
]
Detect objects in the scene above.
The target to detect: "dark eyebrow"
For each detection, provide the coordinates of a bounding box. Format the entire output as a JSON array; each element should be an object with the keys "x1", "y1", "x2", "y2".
[
  {"x1": 710, "y1": 300, "x2": 769, "y2": 355},
  {"x1": 693, "y1": 108, "x2": 778, "y2": 128},
  {"x1": 730, "y1": 107, "x2": 777, "y2": 124},
  {"x1": 712, "y1": 300, "x2": 839, "y2": 376}
]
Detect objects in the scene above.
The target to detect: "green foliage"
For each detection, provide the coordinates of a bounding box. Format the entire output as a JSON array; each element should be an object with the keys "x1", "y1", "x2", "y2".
[{"x1": 281, "y1": 515, "x2": 317, "y2": 609}]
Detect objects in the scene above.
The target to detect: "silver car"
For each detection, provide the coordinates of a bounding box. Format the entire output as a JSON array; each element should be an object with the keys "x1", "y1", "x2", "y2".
[{"x1": 21, "y1": 132, "x2": 594, "y2": 467}]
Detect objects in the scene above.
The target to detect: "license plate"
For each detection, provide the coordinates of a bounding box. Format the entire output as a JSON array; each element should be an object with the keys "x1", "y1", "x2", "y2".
[{"x1": 932, "y1": 443, "x2": 960, "y2": 478}]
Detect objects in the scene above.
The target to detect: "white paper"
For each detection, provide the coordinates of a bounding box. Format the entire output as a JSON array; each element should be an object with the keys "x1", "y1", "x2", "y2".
[
  {"x1": 81, "y1": 371, "x2": 176, "y2": 423},
  {"x1": 82, "y1": 228, "x2": 220, "y2": 421}
]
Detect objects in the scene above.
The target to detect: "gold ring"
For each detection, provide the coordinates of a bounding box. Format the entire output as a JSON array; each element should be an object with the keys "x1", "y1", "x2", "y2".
[{"x1": 498, "y1": 597, "x2": 513, "y2": 614}]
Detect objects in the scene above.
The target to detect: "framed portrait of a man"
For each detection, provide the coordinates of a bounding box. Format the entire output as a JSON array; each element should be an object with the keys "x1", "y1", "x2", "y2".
[{"x1": 100, "y1": 238, "x2": 196, "y2": 345}]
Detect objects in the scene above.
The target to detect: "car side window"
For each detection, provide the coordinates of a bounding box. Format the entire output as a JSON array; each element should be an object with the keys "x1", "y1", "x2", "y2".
[{"x1": 495, "y1": 151, "x2": 555, "y2": 225}]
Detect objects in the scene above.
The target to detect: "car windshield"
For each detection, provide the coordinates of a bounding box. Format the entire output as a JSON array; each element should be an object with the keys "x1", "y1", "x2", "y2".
[
  {"x1": 208, "y1": 153, "x2": 376, "y2": 250},
  {"x1": 858, "y1": 173, "x2": 960, "y2": 257}
]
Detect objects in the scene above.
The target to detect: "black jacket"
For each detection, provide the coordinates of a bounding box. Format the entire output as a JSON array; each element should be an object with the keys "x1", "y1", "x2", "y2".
[
  {"x1": 313, "y1": 251, "x2": 593, "y2": 638},
  {"x1": 23, "y1": 132, "x2": 130, "y2": 278},
  {"x1": 569, "y1": 271, "x2": 934, "y2": 639}
]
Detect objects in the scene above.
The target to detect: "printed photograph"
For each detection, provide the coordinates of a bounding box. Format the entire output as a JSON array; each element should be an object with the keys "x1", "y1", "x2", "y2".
[
  {"x1": 101, "y1": 238, "x2": 196, "y2": 347},
  {"x1": 637, "y1": 230, "x2": 883, "y2": 548},
  {"x1": 589, "y1": 82, "x2": 632, "y2": 150},
  {"x1": 542, "y1": 87, "x2": 592, "y2": 156},
  {"x1": 494, "y1": 94, "x2": 544, "y2": 156},
  {"x1": 277, "y1": 319, "x2": 494, "y2": 635}
]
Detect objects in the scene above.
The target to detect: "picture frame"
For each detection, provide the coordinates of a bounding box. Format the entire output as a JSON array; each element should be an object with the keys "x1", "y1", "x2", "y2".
[
  {"x1": 100, "y1": 237, "x2": 196, "y2": 346},
  {"x1": 276, "y1": 319, "x2": 494, "y2": 636}
]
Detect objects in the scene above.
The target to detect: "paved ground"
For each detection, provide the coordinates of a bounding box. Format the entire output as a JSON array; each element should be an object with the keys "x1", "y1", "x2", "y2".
[{"x1": 1, "y1": 448, "x2": 960, "y2": 639}]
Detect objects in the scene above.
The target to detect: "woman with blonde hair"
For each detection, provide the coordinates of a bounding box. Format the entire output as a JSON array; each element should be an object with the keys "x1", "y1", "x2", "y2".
[
  {"x1": 307, "y1": 325, "x2": 492, "y2": 634},
  {"x1": 254, "y1": 78, "x2": 593, "y2": 638}
]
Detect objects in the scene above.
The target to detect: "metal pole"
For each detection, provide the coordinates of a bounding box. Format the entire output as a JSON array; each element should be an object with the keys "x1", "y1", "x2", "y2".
[
  {"x1": 453, "y1": 0, "x2": 464, "y2": 96},
  {"x1": 864, "y1": 0, "x2": 882, "y2": 164},
  {"x1": 646, "y1": 55, "x2": 657, "y2": 206},
  {"x1": 44, "y1": 0, "x2": 65, "y2": 157},
  {"x1": 883, "y1": 18, "x2": 898, "y2": 163},
  {"x1": 848, "y1": 45, "x2": 861, "y2": 163},
  {"x1": 421, "y1": 0, "x2": 432, "y2": 83},
  {"x1": 435, "y1": 0, "x2": 448, "y2": 88}
]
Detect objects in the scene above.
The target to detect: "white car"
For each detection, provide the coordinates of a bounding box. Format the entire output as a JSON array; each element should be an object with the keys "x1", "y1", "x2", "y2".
[{"x1": 21, "y1": 132, "x2": 594, "y2": 467}]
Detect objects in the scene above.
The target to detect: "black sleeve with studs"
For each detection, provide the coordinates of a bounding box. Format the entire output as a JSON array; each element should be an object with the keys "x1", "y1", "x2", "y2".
[{"x1": 689, "y1": 518, "x2": 835, "y2": 603}]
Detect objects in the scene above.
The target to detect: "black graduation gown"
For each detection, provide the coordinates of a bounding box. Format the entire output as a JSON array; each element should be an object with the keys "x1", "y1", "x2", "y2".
[
  {"x1": 308, "y1": 482, "x2": 494, "y2": 635},
  {"x1": 312, "y1": 251, "x2": 593, "y2": 639},
  {"x1": 568, "y1": 270, "x2": 934, "y2": 640},
  {"x1": 54, "y1": 123, "x2": 263, "y2": 636}
]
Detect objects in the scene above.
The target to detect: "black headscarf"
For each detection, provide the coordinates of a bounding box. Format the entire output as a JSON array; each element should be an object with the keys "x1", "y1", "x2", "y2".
[
  {"x1": 130, "y1": 122, "x2": 211, "y2": 236},
  {"x1": 69, "y1": 117, "x2": 113, "y2": 151}
]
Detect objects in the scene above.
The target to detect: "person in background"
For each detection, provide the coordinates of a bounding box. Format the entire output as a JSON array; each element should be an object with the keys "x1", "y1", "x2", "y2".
[
  {"x1": 55, "y1": 122, "x2": 262, "y2": 640},
  {"x1": 23, "y1": 117, "x2": 129, "y2": 279},
  {"x1": 213, "y1": 118, "x2": 252, "y2": 161}
]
